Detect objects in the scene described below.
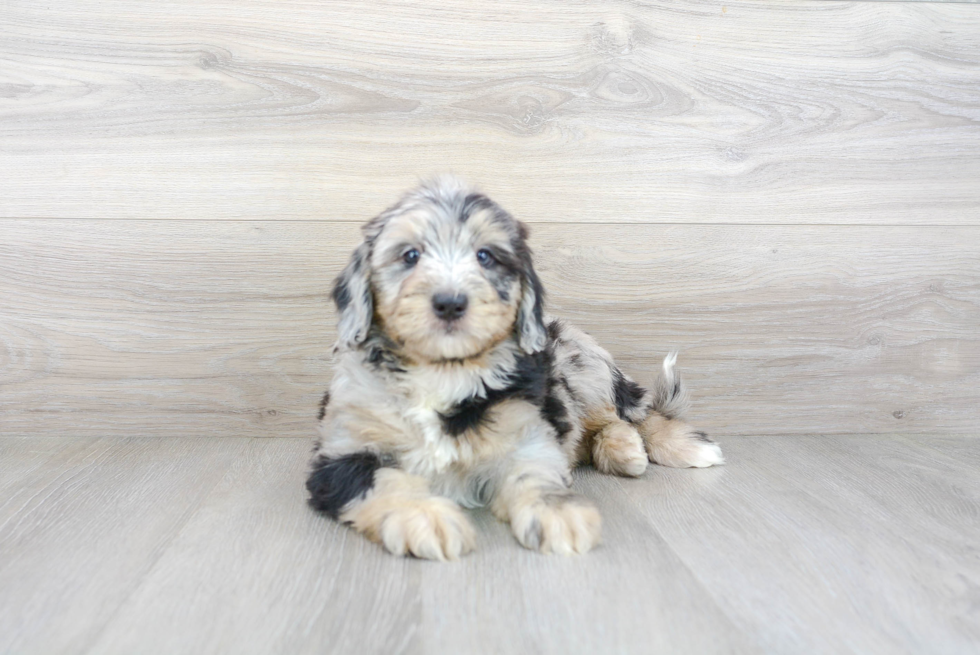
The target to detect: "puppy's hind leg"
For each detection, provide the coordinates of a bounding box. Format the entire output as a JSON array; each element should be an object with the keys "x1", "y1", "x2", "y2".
[
  {"x1": 637, "y1": 353, "x2": 723, "y2": 468},
  {"x1": 638, "y1": 413, "x2": 724, "y2": 468},
  {"x1": 585, "y1": 408, "x2": 648, "y2": 478},
  {"x1": 307, "y1": 453, "x2": 476, "y2": 561}
]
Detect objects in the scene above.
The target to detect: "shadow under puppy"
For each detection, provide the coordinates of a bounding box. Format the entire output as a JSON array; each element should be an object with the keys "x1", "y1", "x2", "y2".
[{"x1": 308, "y1": 176, "x2": 723, "y2": 560}]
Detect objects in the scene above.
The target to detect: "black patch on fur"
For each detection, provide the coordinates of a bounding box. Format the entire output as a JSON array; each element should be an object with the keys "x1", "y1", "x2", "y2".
[
  {"x1": 693, "y1": 431, "x2": 714, "y2": 443},
  {"x1": 546, "y1": 318, "x2": 564, "y2": 344},
  {"x1": 306, "y1": 452, "x2": 385, "y2": 519},
  {"x1": 483, "y1": 263, "x2": 517, "y2": 303},
  {"x1": 460, "y1": 193, "x2": 495, "y2": 222},
  {"x1": 331, "y1": 277, "x2": 351, "y2": 312},
  {"x1": 612, "y1": 368, "x2": 647, "y2": 421},
  {"x1": 440, "y1": 395, "x2": 496, "y2": 436},
  {"x1": 522, "y1": 263, "x2": 546, "y2": 336},
  {"x1": 317, "y1": 391, "x2": 331, "y2": 421},
  {"x1": 542, "y1": 383, "x2": 573, "y2": 441},
  {"x1": 332, "y1": 246, "x2": 372, "y2": 328},
  {"x1": 439, "y1": 347, "x2": 572, "y2": 443},
  {"x1": 486, "y1": 246, "x2": 523, "y2": 276},
  {"x1": 360, "y1": 328, "x2": 407, "y2": 373},
  {"x1": 438, "y1": 350, "x2": 548, "y2": 436}
]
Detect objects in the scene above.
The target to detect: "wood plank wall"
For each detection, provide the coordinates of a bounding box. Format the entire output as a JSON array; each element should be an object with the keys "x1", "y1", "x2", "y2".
[{"x1": 2, "y1": 0, "x2": 979, "y2": 438}]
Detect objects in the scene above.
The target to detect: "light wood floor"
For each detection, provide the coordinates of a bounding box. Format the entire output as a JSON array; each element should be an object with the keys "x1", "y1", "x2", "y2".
[{"x1": 1, "y1": 434, "x2": 977, "y2": 654}]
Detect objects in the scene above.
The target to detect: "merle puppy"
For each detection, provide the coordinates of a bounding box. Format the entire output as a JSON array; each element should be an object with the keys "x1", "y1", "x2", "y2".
[{"x1": 307, "y1": 176, "x2": 723, "y2": 560}]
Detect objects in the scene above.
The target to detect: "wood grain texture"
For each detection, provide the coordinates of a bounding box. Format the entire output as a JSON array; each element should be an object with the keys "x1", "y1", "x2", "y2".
[
  {"x1": 415, "y1": 471, "x2": 753, "y2": 655},
  {"x1": 0, "y1": 437, "x2": 116, "y2": 527},
  {"x1": 614, "y1": 434, "x2": 980, "y2": 653},
  {"x1": 1, "y1": 0, "x2": 979, "y2": 223},
  {"x1": 87, "y1": 438, "x2": 424, "y2": 655},
  {"x1": 2, "y1": 220, "x2": 978, "y2": 437},
  {"x1": 87, "y1": 438, "x2": 752, "y2": 655},
  {"x1": 3, "y1": 435, "x2": 978, "y2": 654},
  {"x1": 912, "y1": 434, "x2": 980, "y2": 467},
  {"x1": 0, "y1": 437, "x2": 247, "y2": 654}
]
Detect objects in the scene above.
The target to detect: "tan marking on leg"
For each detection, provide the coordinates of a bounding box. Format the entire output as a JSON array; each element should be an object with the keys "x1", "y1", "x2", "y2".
[
  {"x1": 637, "y1": 412, "x2": 724, "y2": 468},
  {"x1": 577, "y1": 407, "x2": 648, "y2": 477},
  {"x1": 592, "y1": 421, "x2": 648, "y2": 477},
  {"x1": 341, "y1": 468, "x2": 476, "y2": 561}
]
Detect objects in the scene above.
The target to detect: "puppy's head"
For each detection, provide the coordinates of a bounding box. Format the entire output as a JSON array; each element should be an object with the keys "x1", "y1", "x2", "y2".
[{"x1": 332, "y1": 176, "x2": 546, "y2": 361}]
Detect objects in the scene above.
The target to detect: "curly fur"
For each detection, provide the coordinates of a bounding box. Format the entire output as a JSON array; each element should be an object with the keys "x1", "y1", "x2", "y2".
[{"x1": 307, "y1": 176, "x2": 723, "y2": 559}]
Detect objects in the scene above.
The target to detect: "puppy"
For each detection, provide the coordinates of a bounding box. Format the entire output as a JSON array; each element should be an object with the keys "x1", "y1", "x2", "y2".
[{"x1": 307, "y1": 176, "x2": 723, "y2": 560}]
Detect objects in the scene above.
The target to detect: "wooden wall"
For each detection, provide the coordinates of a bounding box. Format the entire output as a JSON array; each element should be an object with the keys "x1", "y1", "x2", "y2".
[{"x1": 2, "y1": 0, "x2": 979, "y2": 438}]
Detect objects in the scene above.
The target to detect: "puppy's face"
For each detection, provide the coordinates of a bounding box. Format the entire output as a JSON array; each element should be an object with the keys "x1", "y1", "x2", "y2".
[{"x1": 333, "y1": 178, "x2": 546, "y2": 361}]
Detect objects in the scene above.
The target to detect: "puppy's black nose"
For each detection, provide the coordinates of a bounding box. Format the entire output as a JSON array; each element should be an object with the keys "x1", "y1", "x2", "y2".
[{"x1": 432, "y1": 293, "x2": 468, "y2": 321}]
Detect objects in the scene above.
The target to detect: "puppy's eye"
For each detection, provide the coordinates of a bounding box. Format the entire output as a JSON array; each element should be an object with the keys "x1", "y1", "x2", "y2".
[
  {"x1": 476, "y1": 248, "x2": 496, "y2": 267},
  {"x1": 402, "y1": 248, "x2": 421, "y2": 266}
]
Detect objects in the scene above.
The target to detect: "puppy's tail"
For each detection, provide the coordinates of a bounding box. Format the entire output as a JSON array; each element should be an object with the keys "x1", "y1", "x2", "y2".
[{"x1": 648, "y1": 352, "x2": 690, "y2": 420}]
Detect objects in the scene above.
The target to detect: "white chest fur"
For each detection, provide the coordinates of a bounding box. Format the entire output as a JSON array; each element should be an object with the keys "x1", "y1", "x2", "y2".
[
  {"x1": 327, "y1": 344, "x2": 524, "y2": 478},
  {"x1": 393, "y1": 364, "x2": 487, "y2": 476}
]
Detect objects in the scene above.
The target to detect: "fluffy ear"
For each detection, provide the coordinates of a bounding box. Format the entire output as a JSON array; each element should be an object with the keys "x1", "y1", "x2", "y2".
[
  {"x1": 516, "y1": 244, "x2": 547, "y2": 354},
  {"x1": 332, "y1": 242, "x2": 373, "y2": 350}
]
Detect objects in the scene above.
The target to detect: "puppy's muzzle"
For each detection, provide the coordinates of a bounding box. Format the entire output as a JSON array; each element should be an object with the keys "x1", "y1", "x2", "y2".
[{"x1": 432, "y1": 292, "x2": 468, "y2": 322}]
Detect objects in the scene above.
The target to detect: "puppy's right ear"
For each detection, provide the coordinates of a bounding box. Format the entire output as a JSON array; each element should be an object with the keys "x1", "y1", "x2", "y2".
[{"x1": 332, "y1": 242, "x2": 373, "y2": 350}]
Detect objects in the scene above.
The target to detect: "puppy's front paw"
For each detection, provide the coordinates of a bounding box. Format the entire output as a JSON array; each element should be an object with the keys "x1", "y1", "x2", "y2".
[
  {"x1": 376, "y1": 497, "x2": 476, "y2": 561},
  {"x1": 510, "y1": 493, "x2": 602, "y2": 555}
]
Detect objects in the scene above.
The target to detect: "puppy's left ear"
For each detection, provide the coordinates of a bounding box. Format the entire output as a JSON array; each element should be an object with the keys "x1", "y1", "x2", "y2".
[
  {"x1": 515, "y1": 224, "x2": 547, "y2": 353},
  {"x1": 332, "y1": 242, "x2": 373, "y2": 350}
]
